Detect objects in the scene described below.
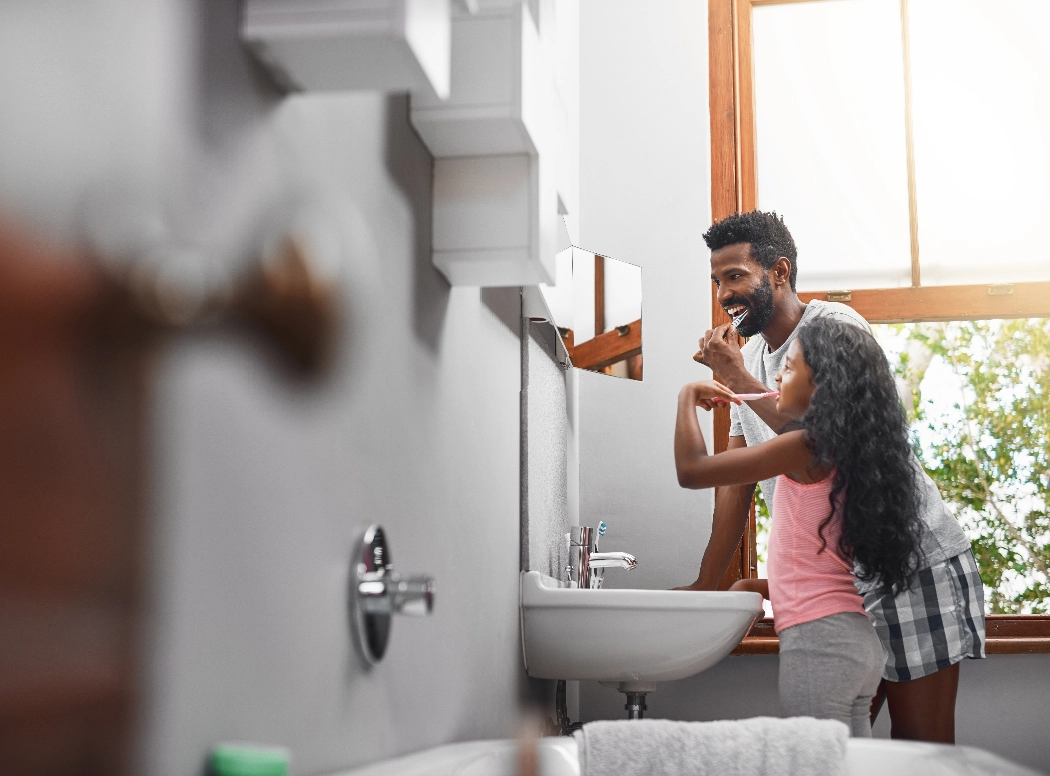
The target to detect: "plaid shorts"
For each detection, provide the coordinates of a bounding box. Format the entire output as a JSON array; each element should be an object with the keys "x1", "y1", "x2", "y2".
[{"x1": 863, "y1": 549, "x2": 987, "y2": 682}]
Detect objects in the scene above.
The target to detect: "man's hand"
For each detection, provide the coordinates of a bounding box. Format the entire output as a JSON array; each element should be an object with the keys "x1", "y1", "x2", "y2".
[{"x1": 693, "y1": 323, "x2": 746, "y2": 380}]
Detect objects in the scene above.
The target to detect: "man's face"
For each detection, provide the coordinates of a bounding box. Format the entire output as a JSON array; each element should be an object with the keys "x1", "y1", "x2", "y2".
[{"x1": 709, "y1": 242, "x2": 775, "y2": 338}]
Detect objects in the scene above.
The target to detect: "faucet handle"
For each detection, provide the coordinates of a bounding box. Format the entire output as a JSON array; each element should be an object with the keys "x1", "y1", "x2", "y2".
[
  {"x1": 351, "y1": 525, "x2": 435, "y2": 665},
  {"x1": 389, "y1": 573, "x2": 435, "y2": 616}
]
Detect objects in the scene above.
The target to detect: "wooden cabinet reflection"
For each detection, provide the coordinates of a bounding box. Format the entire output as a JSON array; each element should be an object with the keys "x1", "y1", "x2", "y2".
[
  {"x1": 552, "y1": 251, "x2": 643, "y2": 381},
  {"x1": 558, "y1": 319, "x2": 642, "y2": 380}
]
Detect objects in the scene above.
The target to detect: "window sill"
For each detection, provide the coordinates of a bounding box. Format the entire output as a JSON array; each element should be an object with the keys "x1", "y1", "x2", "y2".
[{"x1": 731, "y1": 616, "x2": 1050, "y2": 656}]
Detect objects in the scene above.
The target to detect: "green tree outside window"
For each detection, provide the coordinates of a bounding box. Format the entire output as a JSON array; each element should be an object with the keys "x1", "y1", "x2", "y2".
[{"x1": 874, "y1": 319, "x2": 1050, "y2": 614}]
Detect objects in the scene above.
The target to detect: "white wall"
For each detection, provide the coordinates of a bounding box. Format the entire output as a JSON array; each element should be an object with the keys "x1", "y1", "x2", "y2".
[
  {"x1": 0, "y1": 2, "x2": 537, "y2": 774},
  {"x1": 576, "y1": 0, "x2": 715, "y2": 594},
  {"x1": 575, "y1": 1, "x2": 1050, "y2": 772}
]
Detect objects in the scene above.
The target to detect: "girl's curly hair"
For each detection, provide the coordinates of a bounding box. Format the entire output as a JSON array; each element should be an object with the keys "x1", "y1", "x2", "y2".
[{"x1": 797, "y1": 317, "x2": 924, "y2": 596}]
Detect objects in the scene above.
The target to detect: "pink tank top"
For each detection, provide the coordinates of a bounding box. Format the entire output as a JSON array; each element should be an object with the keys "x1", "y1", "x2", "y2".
[{"x1": 767, "y1": 473, "x2": 867, "y2": 634}]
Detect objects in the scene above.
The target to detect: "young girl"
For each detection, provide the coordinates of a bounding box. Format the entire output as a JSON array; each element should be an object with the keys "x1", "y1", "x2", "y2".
[{"x1": 674, "y1": 317, "x2": 924, "y2": 737}]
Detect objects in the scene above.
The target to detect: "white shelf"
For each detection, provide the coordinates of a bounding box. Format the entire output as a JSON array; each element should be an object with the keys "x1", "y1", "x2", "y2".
[
  {"x1": 242, "y1": 0, "x2": 451, "y2": 98},
  {"x1": 422, "y1": 0, "x2": 578, "y2": 287}
]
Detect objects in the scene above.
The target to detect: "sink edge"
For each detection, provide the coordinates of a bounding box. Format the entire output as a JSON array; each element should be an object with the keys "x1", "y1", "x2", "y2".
[{"x1": 520, "y1": 571, "x2": 764, "y2": 613}]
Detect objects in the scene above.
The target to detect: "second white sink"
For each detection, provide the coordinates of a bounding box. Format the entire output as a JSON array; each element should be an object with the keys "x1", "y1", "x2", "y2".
[{"x1": 520, "y1": 571, "x2": 763, "y2": 687}]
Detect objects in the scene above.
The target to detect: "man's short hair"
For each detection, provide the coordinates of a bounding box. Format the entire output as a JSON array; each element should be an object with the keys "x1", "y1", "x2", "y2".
[{"x1": 703, "y1": 210, "x2": 798, "y2": 291}]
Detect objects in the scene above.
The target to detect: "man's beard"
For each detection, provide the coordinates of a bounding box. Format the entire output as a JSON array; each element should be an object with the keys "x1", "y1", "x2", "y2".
[{"x1": 725, "y1": 274, "x2": 774, "y2": 338}]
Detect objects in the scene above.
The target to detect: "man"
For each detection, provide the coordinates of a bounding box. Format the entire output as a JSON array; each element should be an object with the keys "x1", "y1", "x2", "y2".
[{"x1": 679, "y1": 210, "x2": 986, "y2": 742}]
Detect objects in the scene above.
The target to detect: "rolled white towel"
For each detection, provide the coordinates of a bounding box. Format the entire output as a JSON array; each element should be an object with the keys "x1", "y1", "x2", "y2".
[{"x1": 574, "y1": 716, "x2": 848, "y2": 776}]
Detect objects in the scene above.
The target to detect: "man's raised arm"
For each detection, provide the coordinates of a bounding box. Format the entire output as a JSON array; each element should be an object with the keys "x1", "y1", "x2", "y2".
[{"x1": 676, "y1": 435, "x2": 756, "y2": 590}]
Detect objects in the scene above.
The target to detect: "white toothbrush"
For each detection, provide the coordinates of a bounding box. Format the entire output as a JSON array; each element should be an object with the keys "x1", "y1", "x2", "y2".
[{"x1": 721, "y1": 309, "x2": 749, "y2": 341}]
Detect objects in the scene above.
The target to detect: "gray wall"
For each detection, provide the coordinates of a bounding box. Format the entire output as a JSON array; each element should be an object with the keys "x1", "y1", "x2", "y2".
[
  {"x1": 520, "y1": 313, "x2": 580, "y2": 722},
  {"x1": 521, "y1": 319, "x2": 573, "y2": 579},
  {"x1": 575, "y1": 1, "x2": 1050, "y2": 772},
  {"x1": 0, "y1": 2, "x2": 537, "y2": 774}
]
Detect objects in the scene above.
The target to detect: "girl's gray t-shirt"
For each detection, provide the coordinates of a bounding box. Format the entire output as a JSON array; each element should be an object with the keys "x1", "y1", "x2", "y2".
[{"x1": 728, "y1": 300, "x2": 971, "y2": 571}]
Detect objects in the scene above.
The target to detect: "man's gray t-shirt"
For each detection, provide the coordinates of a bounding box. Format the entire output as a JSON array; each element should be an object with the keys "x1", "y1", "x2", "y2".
[{"x1": 729, "y1": 300, "x2": 970, "y2": 571}]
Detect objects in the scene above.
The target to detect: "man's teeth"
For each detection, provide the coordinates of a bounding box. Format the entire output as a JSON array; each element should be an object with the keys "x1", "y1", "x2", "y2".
[{"x1": 727, "y1": 306, "x2": 746, "y2": 316}]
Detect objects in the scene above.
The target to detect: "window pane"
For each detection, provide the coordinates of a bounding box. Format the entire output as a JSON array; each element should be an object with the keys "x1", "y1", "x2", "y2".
[
  {"x1": 873, "y1": 319, "x2": 1050, "y2": 614},
  {"x1": 565, "y1": 249, "x2": 642, "y2": 343},
  {"x1": 910, "y1": 0, "x2": 1050, "y2": 286},
  {"x1": 571, "y1": 247, "x2": 596, "y2": 343},
  {"x1": 603, "y1": 256, "x2": 641, "y2": 331},
  {"x1": 753, "y1": 0, "x2": 912, "y2": 291},
  {"x1": 540, "y1": 247, "x2": 575, "y2": 330}
]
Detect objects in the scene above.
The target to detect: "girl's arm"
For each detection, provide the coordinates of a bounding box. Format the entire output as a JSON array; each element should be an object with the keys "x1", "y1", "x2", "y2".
[
  {"x1": 675, "y1": 382, "x2": 813, "y2": 489},
  {"x1": 729, "y1": 578, "x2": 769, "y2": 599}
]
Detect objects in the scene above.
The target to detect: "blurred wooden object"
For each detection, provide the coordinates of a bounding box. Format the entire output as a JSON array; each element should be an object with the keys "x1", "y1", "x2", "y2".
[
  {"x1": 0, "y1": 216, "x2": 338, "y2": 775},
  {"x1": 0, "y1": 219, "x2": 148, "y2": 776}
]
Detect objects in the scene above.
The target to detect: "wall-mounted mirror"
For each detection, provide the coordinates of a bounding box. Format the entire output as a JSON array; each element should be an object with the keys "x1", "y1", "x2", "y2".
[{"x1": 539, "y1": 246, "x2": 642, "y2": 381}]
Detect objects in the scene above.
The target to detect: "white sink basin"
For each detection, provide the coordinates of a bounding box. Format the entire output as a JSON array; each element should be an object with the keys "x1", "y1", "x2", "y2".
[{"x1": 520, "y1": 571, "x2": 763, "y2": 687}]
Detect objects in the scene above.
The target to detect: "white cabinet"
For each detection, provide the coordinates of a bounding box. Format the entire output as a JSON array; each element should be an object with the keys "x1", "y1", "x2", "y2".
[
  {"x1": 416, "y1": 0, "x2": 578, "y2": 287},
  {"x1": 410, "y1": 1, "x2": 543, "y2": 156},
  {"x1": 241, "y1": 0, "x2": 451, "y2": 98},
  {"x1": 240, "y1": 0, "x2": 579, "y2": 288},
  {"x1": 432, "y1": 153, "x2": 564, "y2": 286}
]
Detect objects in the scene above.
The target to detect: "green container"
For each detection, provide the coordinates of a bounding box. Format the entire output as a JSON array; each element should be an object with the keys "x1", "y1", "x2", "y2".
[{"x1": 211, "y1": 743, "x2": 290, "y2": 776}]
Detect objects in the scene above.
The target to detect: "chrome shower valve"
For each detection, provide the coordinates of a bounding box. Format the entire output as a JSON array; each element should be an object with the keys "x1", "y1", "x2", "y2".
[{"x1": 350, "y1": 525, "x2": 435, "y2": 664}]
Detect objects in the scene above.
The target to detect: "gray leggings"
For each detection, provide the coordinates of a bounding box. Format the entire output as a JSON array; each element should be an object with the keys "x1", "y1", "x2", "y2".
[{"x1": 778, "y1": 612, "x2": 885, "y2": 737}]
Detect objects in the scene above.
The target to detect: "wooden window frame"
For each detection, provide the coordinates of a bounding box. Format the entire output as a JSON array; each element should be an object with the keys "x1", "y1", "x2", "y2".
[
  {"x1": 708, "y1": 0, "x2": 1050, "y2": 654},
  {"x1": 567, "y1": 319, "x2": 642, "y2": 371}
]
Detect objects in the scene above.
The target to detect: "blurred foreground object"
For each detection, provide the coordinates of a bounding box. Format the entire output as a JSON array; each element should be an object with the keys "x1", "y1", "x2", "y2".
[
  {"x1": 0, "y1": 217, "x2": 148, "y2": 776},
  {"x1": 0, "y1": 215, "x2": 337, "y2": 775},
  {"x1": 211, "y1": 742, "x2": 290, "y2": 776}
]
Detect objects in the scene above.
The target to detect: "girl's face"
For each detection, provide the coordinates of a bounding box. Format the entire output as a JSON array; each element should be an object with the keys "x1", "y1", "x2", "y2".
[{"x1": 775, "y1": 338, "x2": 816, "y2": 417}]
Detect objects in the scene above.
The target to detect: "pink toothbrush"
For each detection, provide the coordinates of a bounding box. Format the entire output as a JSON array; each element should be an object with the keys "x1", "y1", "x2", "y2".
[{"x1": 711, "y1": 391, "x2": 779, "y2": 404}]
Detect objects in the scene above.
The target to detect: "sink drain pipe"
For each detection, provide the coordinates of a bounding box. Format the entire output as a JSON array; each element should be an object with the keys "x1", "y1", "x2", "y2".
[
  {"x1": 550, "y1": 680, "x2": 583, "y2": 736},
  {"x1": 624, "y1": 692, "x2": 648, "y2": 720},
  {"x1": 551, "y1": 682, "x2": 649, "y2": 728}
]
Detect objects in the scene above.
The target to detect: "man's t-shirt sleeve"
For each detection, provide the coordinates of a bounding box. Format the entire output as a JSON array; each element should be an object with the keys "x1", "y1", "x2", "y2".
[
  {"x1": 729, "y1": 402, "x2": 744, "y2": 437},
  {"x1": 823, "y1": 303, "x2": 873, "y2": 335}
]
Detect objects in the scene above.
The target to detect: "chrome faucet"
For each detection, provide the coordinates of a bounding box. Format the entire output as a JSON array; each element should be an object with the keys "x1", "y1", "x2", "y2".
[{"x1": 567, "y1": 523, "x2": 637, "y2": 589}]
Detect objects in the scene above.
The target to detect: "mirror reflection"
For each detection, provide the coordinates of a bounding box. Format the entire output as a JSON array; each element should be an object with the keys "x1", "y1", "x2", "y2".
[{"x1": 540, "y1": 247, "x2": 642, "y2": 381}]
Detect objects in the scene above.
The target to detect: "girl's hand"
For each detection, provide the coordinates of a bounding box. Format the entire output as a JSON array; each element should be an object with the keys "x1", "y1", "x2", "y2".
[{"x1": 682, "y1": 380, "x2": 742, "y2": 411}]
